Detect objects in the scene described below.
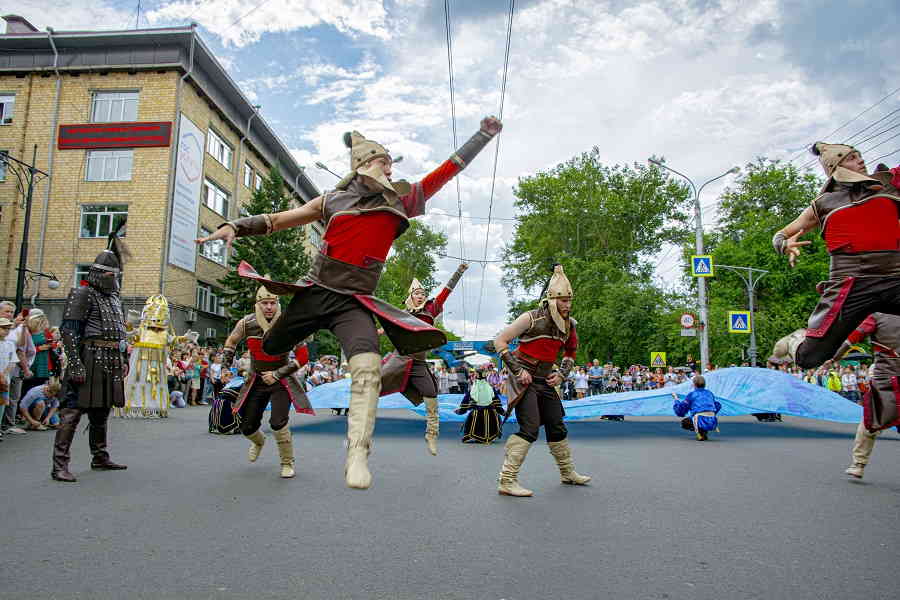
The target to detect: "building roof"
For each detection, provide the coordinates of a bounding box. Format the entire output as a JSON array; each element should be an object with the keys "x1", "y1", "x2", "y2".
[{"x1": 0, "y1": 23, "x2": 319, "y2": 202}]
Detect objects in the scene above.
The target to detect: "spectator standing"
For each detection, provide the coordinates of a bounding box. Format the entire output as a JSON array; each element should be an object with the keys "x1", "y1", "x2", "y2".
[
  {"x1": 437, "y1": 366, "x2": 450, "y2": 395},
  {"x1": 841, "y1": 366, "x2": 860, "y2": 404},
  {"x1": 574, "y1": 368, "x2": 588, "y2": 398},
  {"x1": 487, "y1": 365, "x2": 502, "y2": 393},
  {"x1": 457, "y1": 363, "x2": 470, "y2": 395},
  {"x1": 826, "y1": 368, "x2": 843, "y2": 393},
  {"x1": 23, "y1": 309, "x2": 53, "y2": 398},
  {"x1": 0, "y1": 303, "x2": 34, "y2": 435},
  {"x1": 0, "y1": 317, "x2": 17, "y2": 439},
  {"x1": 588, "y1": 360, "x2": 603, "y2": 396}
]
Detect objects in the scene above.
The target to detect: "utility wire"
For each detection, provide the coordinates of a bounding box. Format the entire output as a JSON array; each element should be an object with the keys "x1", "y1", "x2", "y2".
[
  {"x1": 474, "y1": 0, "x2": 515, "y2": 336},
  {"x1": 443, "y1": 0, "x2": 468, "y2": 337}
]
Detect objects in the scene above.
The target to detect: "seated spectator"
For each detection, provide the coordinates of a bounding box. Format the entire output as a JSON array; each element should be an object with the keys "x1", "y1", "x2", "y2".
[
  {"x1": 169, "y1": 367, "x2": 186, "y2": 408},
  {"x1": 19, "y1": 380, "x2": 61, "y2": 430}
]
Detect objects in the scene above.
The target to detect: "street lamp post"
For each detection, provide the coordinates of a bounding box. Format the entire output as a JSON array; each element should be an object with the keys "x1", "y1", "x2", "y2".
[
  {"x1": 717, "y1": 264, "x2": 769, "y2": 366},
  {"x1": 648, "y1": 158, "x2": 738, "y2": 373}
]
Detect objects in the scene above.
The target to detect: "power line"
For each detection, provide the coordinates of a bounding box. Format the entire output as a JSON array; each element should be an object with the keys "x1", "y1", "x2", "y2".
[
  {"x1": 424, "y1": 208, "x2": 517, "y2": 222},
  {"x1": 843, "y1": 105, "x2": 900, "y2": 145},
  {"x1": 443, "y1": 0, "x2": 468, "y2": 337},
  {"x1": 474, "y1": 0, "x2": 515, "y2": 336}
]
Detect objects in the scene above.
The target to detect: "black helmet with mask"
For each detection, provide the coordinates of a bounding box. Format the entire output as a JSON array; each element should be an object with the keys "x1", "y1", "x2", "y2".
[{"x1": 88, "y1": 218, "x2": 130, "y2": 295}]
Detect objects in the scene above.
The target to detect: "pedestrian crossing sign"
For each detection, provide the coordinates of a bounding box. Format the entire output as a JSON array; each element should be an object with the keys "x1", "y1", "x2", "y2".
[
  {"x1": 728, "y1": 311, "x2": 751, "y2": 333},
  {"x1": 691, "y1": 255, "x2": 714, "y2": 277},
  {"x1": 650, "y1": 352, "x2": 667, "y2": 367}
]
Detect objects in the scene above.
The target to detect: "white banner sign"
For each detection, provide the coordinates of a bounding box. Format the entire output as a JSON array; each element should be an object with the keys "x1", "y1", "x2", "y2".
[{"x1": 168, "y1": 113, "x2": 204, "y2": 272}]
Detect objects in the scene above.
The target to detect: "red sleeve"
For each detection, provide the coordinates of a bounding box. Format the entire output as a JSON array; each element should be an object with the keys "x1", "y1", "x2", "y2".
[
  {"x1": 293, "y1": 343, "x2": 310, "y2": 367},
  {"x1": 890, "y1": 166, "x2": 900, "y2": 189},
  {"x1": 400, "y1": 159, "x2": 462, "y2": 217},
  {"x1": 428, "y1": 287, "x2": 452, "y2": 317},
  {"x1": 847, "y1": 315, "x2": 877, "y2": 343},
  {"x1": 563, "y1": 326, "x2": 578, "y2": 359}
]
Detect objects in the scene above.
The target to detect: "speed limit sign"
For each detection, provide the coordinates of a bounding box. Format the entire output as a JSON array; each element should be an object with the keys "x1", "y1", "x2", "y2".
[{"x1": 680, "y1": 313, "x2": 695, "y2": 328}]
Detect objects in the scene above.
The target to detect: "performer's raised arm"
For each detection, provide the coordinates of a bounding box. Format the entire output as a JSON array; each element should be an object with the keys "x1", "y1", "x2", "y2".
[
  {"x1": 430, "y1": 263, "x2": 469, "y2": 316},
  {"x1": 772, "y1": 206, "x2": 817, "y2": 267}
]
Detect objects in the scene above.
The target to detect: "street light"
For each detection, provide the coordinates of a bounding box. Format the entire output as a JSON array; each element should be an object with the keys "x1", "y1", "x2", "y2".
[
  {"x1": 648, "y1": 158, "x2": 739, "y2": 373},
  {"x1": 716, "y1": 264, "x2": 768, "y2": 366}
]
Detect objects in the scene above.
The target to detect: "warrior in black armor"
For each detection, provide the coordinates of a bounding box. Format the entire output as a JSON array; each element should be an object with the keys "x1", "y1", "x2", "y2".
[{"x1": 52, "y1": 222, "x2": 129, "y2": 482}]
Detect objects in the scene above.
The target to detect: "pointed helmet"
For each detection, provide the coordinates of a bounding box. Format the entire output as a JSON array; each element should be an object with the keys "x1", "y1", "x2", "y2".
[
  {"x1": 544, "y1": 264, "x2": 573, "y2": 334},
  {"x1": 811, "y1": 141, "x2": 876, "y2": 192},
  {"x1": 405, "y1": 278, "x2": 428, "y2": 311},
  {"x1": 255, "y1": 283, "x2": 281, "y2": 332},
  {"x1": 338, "y1": 130, "x2": 410, "y2": 196}
]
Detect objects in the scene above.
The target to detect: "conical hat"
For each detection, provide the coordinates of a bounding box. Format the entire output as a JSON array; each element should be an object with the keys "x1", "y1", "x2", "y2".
[
  {"x1": 812, "y1": 141, "x2": 878, "y2": 192},
  {"x1": 339, "y1": 131, "x2": 411, "y2": 197},
  {"x1": 405, "y1": 278, "x2": 427, "y2": 311},
  {"x1": 546, "y1": 265, "x2": 573, "y2": 299}
]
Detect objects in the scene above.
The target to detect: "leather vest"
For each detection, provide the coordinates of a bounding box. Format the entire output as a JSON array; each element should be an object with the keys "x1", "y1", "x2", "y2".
[
  {"x1": 243, "y1": 315, "x2": 290, "y2": 372},
  {"x1": 519, "y1": 307, "x2": 570, "y2": 344}
]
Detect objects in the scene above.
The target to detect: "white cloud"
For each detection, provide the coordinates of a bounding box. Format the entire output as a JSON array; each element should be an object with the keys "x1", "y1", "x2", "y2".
[
  {"x1": 147, "y1": 0, "x2": 393, "y2": 47},
  {"x1": 12, "y1": 1, "x2": 134, "y2": 31}
]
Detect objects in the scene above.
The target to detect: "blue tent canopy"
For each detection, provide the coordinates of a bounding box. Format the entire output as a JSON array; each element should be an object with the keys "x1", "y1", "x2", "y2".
[{"x1": 306, "y1": 367, "x2": 862, "y2": 424}]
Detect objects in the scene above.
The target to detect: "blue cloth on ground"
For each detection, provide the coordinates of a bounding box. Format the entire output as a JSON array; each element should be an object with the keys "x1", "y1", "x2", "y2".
[{"x1": 306, "y1": 367, "x2": 862, "y2": 424}]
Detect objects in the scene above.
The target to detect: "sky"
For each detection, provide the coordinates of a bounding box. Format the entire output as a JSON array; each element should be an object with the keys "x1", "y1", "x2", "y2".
[{"x1": 15, "y1": 0, "x2": 900, "y2": 339}]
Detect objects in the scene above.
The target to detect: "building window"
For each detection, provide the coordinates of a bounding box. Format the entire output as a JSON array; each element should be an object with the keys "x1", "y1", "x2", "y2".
[
  {"x1": 203, "y1": 179, "x2": 230, "y2": 217},
  {"x1": 91, "y1": 91, "x2": 138, "y2": 123},
  {"x1": 0, "y1": 150, "x2": 7, "y2": 181},
  {"x1": 206, "y1": 129, "x2": 232, "y2": 170},
  {"x1": 308, "y1": 225, "x2": 323, "y2": 249},
  {"x1": 0, "y1": 94, "x2": 14, "y2": 125},
  {"x1": 244, "y1": 163, "x2": 253, "y2": 188},
  {"x1": 80, "y1": 204, "x2": 128, "y2": 238},
  {"x1": 254, "y1": 172, "x2": 263, "y2": 190},
  {"x1": 196, "y1": 282, "x2": 226, "y2": 316},
  {"x1": 74, "y1": 264, "x2": 91, "y2": 287},
  {"x1": 86, "y1": 149, "x2": 133, "y2": 181},
  {"x1": 198, "y1": 226, "x2": 227, "y2": 265}
]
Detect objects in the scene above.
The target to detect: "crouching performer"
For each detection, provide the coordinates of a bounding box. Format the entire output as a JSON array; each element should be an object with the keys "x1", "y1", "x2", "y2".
[
  {"x1": 52, "y1": 225, "x2": 129, "y2": 482},
  {"x1": 222, "y1": 286, "x2": 312, "y2": 479},
  {"x1": 493, "y1": 265, "x2": 590, "y2": 497},
  {"x1": 672, "y1": 376, "x2": 721, "y2": 441},
  {"x1": 828, "y1": 313, "x2": 900, "y2": 480},
  {"x1": 454, "y1": 365, "x2": 504, "y2": 444},
  {"x1": 381, "y1": 263, "x2": 468, "y2": 455},
  {"x1": 197, "y1": 116, "x2": 502, "y2": 489},
  {"x1": 769, "y1": 142, "x2": 900, "y2": 367}
]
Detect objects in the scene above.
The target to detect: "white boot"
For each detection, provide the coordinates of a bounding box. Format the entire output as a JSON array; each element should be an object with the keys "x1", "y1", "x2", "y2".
[
  {"x1": 246, "y1": 430, "x2": 265, "y2": 463},
  {"x1": 846, "y1": 421, "x2": 879, "y2": 479},
  {"x1": 768, "y1": 329, "x2": 806, "y2": 365},
  {"x1": 497, "y1": 435, "x2": 534, "y2": 497},
  {"x1": 345, "y1": 352, "x2": 381, "y2": 490},
  {"x1": 424, "y1": 396, "x2": 439, "y2": 456},
  {"x1": 273, "y1": 426, "x2": 295, "y2": 478},
  {"x1": 548, "y1": 439, "x2": 591, "y2": 485}
]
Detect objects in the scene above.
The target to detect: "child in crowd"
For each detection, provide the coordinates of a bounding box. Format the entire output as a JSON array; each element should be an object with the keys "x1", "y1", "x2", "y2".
[{"x1": 672, "y1": 375, "x2": 722, "y2": 441}]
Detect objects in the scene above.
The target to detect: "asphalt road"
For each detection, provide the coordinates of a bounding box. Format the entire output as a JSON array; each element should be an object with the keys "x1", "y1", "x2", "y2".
[{"x1": 1, "y1": 407, "x2": 898, "y2": 600}]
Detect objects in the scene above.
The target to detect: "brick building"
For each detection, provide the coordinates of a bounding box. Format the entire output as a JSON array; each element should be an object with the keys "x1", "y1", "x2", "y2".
[{"x1": 0, "y1": 16, "x2": 322, "y2": 343}]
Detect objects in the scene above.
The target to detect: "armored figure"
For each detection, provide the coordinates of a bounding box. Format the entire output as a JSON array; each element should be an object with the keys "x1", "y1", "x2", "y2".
[
  {"x1": 52, "y1": 223, "x2": 130, "y2": 482},
  {"x1": 493, "y1": 265, "x2": 590, "y2": 497},
  {"x1": 121, "y1": 294, "x2": 197, "y2": 418},
  {"x1": 198, "y1": 116, "x2": 502, "y2": 489},
  {"x1": 222, "y1": 286, "x2": 312, "y2": 479},
  {"x1": 381, "y1": 263, "x2": 468, "y2": 455},
  {"x1": 829, "y1": 313, "x2": 900, "y2": 479}
]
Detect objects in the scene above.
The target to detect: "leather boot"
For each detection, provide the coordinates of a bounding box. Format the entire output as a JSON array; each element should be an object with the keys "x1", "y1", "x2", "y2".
[
  {"x1": 51, "y1": 408, "x2": 81, "y2": 482},
  {"x1": 768, "y1": 329, "x2": 806, "y2": 365},
  {"x1": 548, "y1": 439, "x2": 591, "y2": 485},
  {"x1": 273, "y1": 426, "x2": 295, "y2": 478},
  {"x1": 246, "y1": 430, "x2": 266, "y2": 462},
  {"x1": 345, "y1": 352, "x2": 381, "y2": 490},
  {"x1": 423, "y1": 396, "x2": 439, "y2": 456},
  {"x1": 89, "y1": 411, "x2": 127, "y2": 470},
  {"x1": 497, "y1": 435, "x2": 534, "y2": 497},
  {"x1": 846, "y1": 421, "x2": 879, "y2": 479}
]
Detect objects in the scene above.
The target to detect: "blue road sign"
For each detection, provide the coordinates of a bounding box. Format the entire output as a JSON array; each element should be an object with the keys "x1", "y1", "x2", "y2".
[
  {"x1": 728, "y1": 310, "x2": 751, "y2": 333},
  {"x1": 691, "y1": 255, "x2": 714, "y2": 277}
]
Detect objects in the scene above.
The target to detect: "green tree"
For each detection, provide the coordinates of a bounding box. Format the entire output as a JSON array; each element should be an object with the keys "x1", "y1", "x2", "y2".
[
  {"x1": 218, "y1": 168, "x2": 310, "y2": 320},
  {"x1": 501, "y1": 148, "x2": 693, "y2": 365},
  {"x1": 680, "y1": 159, "x2": 827, "y2": 365}
]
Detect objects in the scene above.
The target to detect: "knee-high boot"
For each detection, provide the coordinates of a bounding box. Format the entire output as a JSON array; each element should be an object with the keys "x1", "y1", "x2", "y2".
[
  {"x1": 846, "y1": 421, "x2": 880, "y2": 479},
  {"x1": 51, "y1": 408, "x2": 81, "y2": 482},
  {"x1": 345, "y1": 352, "x2": 381, "y2": 490},
  {"x1": 245, "y1": 430, "x2": 266, "y2": 462},
  {"x1": 89, "y1": 409, "x2": 127, "y2": 470},
  {"x1": 273, "y1": 426, "x2": 295, "y2": 478},
  {"x1": 423, "y1": 396, "x2": 439, "y2": 456},
  {"x1": 497, "y1": 435, "x2": 533, "y2": 497},
  {"x1": 548, "y1": 439, "x2": 591, "y2": 485},
  {"x1": 768, "y1": 329, "x2": 806, "y2": 365}
]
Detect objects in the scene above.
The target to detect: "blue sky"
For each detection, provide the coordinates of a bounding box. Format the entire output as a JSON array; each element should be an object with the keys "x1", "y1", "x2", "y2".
[{"x1": 16, "y1": 0, "x2": 900, "y2": 339}]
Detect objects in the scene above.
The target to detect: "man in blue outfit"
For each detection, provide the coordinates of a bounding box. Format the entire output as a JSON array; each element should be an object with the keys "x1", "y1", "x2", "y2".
[{"x1": 672, "y1": 375, "x2": 721, "y2": 441}]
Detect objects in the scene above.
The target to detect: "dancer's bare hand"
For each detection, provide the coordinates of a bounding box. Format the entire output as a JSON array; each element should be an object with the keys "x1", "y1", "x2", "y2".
[
  {"x1": 261, "y1": 371, "x2": 276, "y2": 385},
  {"x1": 480, "y1": 116, "x2": 503, "y2": 136},
  {"x1": 546, "y1": 372, "x2": 562, "y2": 386},
  {"x1": 785, "y1": 233, "x2": 810, "y2": 267},
  {"x1": 516, "y1": 370, "x2": 532, "y2": 386},
  {"x1": 196, "y1": 224, "x2": 236, "y2": 252}
]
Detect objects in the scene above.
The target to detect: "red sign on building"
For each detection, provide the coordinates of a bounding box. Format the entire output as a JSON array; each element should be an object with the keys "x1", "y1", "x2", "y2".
[{"x1": 58, "y1": 122, "x2": 173, "y2": 150}]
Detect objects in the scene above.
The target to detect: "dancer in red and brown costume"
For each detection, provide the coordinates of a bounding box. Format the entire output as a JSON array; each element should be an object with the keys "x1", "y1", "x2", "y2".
[
  {"x1": 222, "y1": 285, "x2": 311, "y2": 479},
  {"x1": 198, "y1": 116, "x2": 502, "y2": 489},
  {"x1": 381, "y1": 263, "x2": 468, "y2": 455},
  {"x1": 492, "y1": 265, "x2": 590, "y2": 497},
  {"x1": 769, "y1": 142, "x2": 900, "y2": 368}
]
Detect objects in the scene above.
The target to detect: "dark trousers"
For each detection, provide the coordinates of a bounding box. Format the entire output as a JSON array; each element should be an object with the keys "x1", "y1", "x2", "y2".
[
  {"x1": 797, "y1": 276, "x2": 900, "y2": 368},
  {"x1": 239, "y1": 379, "x2": 291, "y2": 436},
  {"x1": 55, "y1": 406, "x2": 113, "y2": 461},
  {"x1": 588, "y1": 381, "x2": 602, "y2": 396},
  {"x1": 513, "y1": 379, "x2": 567, "y2": 443},
  {"x1": 262, "y1": 284, "x2": 379, "y2": 360}
]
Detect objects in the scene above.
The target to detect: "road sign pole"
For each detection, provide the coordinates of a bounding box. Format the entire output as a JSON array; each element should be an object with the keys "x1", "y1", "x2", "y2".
[
  {"x1": 748, "y1": 270, "x2": 757, "y2": 366},
  {"x1": 719, "y1": 264, "x2": 768, "y2": 366}
]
